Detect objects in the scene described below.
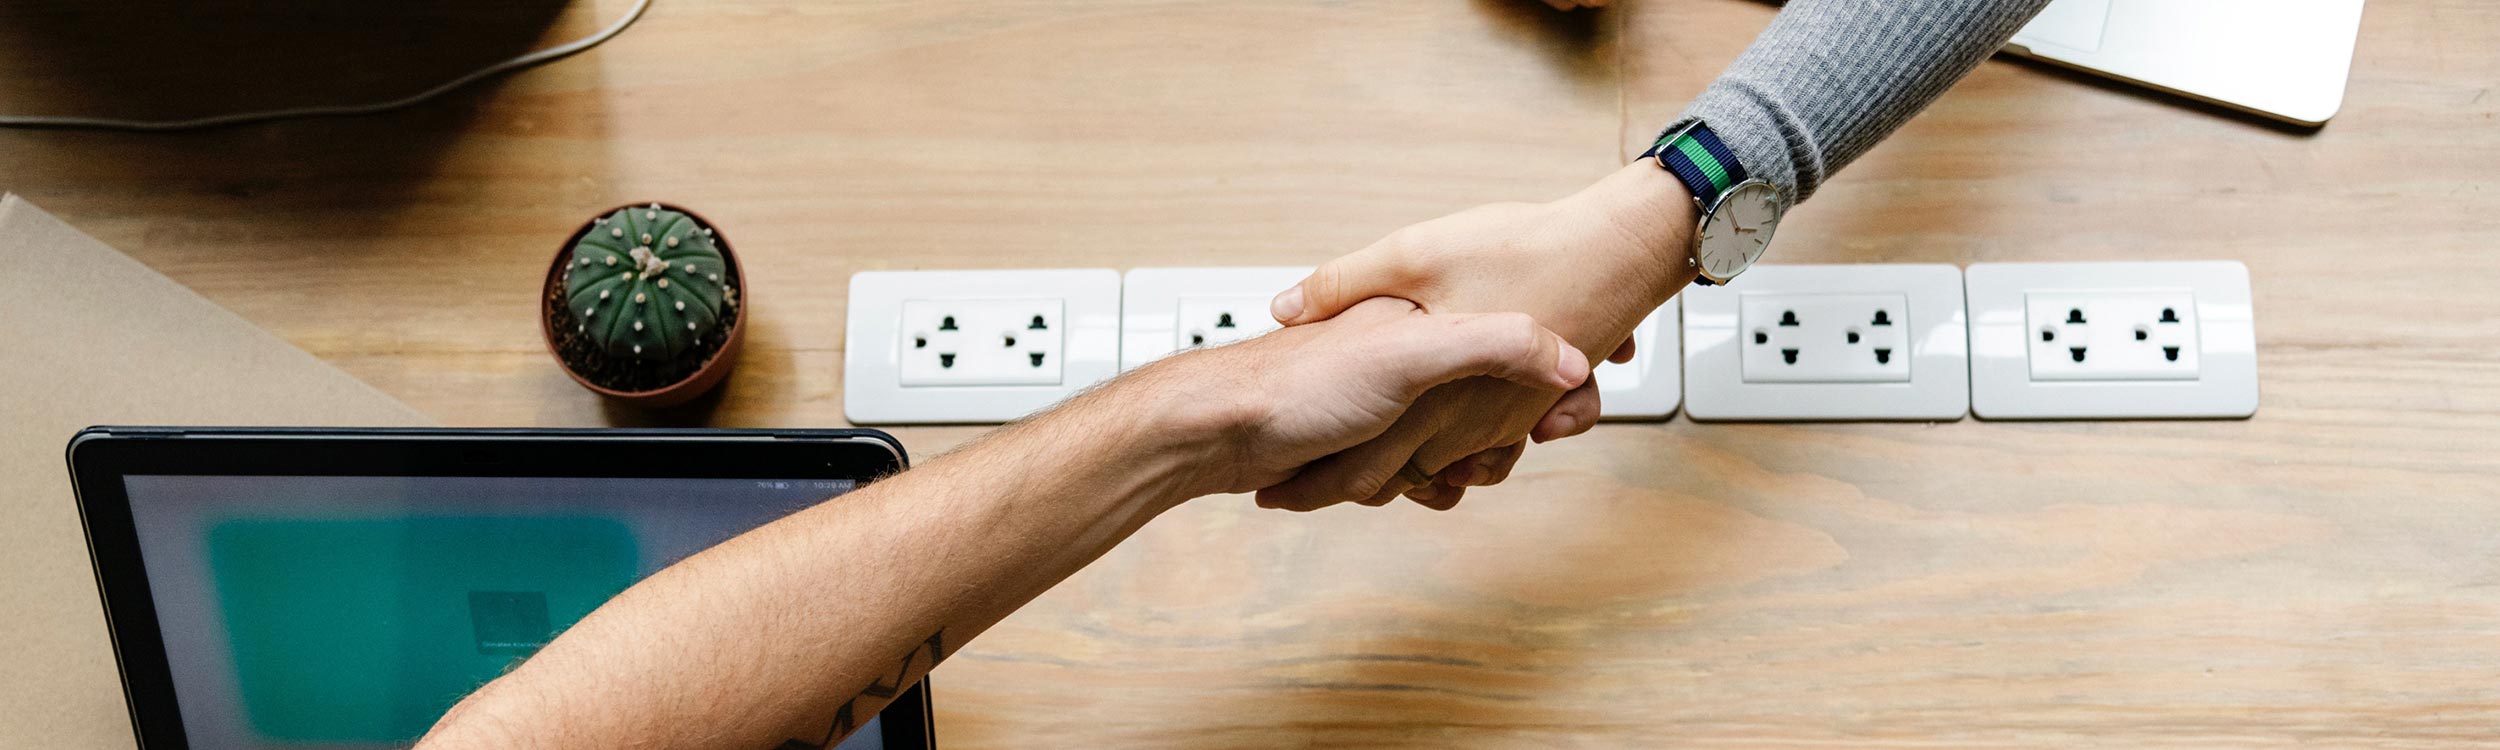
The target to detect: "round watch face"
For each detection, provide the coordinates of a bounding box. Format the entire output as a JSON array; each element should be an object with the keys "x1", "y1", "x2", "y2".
[{"x1": 1694, "y1": 180, "x2": 1783, "y2": 283}]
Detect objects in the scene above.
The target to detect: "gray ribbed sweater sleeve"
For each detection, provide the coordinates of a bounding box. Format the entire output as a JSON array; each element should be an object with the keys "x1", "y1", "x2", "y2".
[{"x1": 1667, "y1": 0, "x2": 2052, "y2": 205}]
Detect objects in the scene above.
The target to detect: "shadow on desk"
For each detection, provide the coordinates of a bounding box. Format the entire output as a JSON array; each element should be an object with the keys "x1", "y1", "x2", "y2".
[{"x1": 0, "y1": 0, "x2": 616, "y2": 246}]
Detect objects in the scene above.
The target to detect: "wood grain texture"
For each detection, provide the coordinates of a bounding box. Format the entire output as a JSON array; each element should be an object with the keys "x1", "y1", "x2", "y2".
[{"x1": 4, "y1": 0, "x2": 2497, "y2": 747}]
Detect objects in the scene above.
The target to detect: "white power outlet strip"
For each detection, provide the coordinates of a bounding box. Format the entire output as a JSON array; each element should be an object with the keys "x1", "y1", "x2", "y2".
[
  {"x1": 1966, "y1": 261, "x2": 2258, "y2": 419},
  {"x1": 1681, "y1": 264, "x2": 1969, "y2": 421},
  {"x1": 1595, "y1": 304, "x2": 1681, "y2": 420},
  {"x1": 1119, "y1": 267, "x2": 1310, "y2": 369},
  {"x1": 844, "y1": 269, "x2": 1122, "y2": 425}
]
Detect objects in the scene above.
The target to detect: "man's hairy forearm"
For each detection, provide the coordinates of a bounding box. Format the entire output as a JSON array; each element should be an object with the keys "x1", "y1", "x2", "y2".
[
  {"x1": 415, "y1": 298, "x2": 1590, "y2": 747},
  {"x1": 418, "y1": 378, "x2": 1217, "y2": 750}
]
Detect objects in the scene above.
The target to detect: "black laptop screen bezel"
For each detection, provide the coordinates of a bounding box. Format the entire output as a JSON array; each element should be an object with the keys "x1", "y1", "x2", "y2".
[{"x1": 65, "y1": 427, "x2": 930, "y2": 750}]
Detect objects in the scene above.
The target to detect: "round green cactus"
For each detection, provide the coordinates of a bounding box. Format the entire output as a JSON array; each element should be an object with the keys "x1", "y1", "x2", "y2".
[{"x1": 562, "y1": 204, "x2": 732, "y2": 360}]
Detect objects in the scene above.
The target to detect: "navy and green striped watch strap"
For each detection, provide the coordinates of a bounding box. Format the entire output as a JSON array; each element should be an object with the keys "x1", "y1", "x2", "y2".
[{"x1": 1643, "y1": 123, "x2": 1749, "y2": 206}]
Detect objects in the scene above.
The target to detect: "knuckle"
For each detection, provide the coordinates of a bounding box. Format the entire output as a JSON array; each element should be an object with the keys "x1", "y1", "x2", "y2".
[
  {"x1": 1302, "y1": 264, "x2": 1348, "y2": 306},
  {"x1": 1382, "y1": 225, "x2": 1430, "y2": 254},
  {"x1": 1483, "y1": 453, "x2": 1522, "y2": 484},
  {"x1": 1483, "y1": 464, "x2": 1515, "y2": 485},
  {"x1": 1313, "y1": 260, "x2": 1382, "y2": 307},
  {"x1": 1572, "y1": 391, "x2": 1606, "y2": 419},
  {"x1": 1379, "y1": 229, "x2": 1438, "y2": 277},
  {"x1": 1479, "y1": 313, "x2": 1544, "y2": 364},
  {"x1": 1341, "y1": 466, "x2": 1396, "y2": 502}
]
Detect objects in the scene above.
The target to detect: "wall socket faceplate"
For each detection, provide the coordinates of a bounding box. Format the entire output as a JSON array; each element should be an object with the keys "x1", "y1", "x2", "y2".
[
  {"x1": 1682, "y1": 264, "x2": 1969, "y2": 421},
  {"x1": 845, "y1": 269, "x2": 1122, "y2": 425},
  {"x1": 1595, "y1": 303, "x2": 1681, "y2": 420},
  {"x1": 1966, "y1": 261, "x2": 2258, "y2": 419},
  {"x1": 1119, "y1": 267, "x2": 1310, "y2": 370}
]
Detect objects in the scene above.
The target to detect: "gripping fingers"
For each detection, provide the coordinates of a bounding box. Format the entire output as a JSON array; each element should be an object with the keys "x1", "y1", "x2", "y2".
[
  {"x1": 1530, "y1": 378, "x2": 1604, "y2": 444},
  {"x1": 1407, "y1": 439, "x2": 1525, "y2": 509},
  {"x1": 1255, "y1": 392, "x2": 1452, "y2": 511},
  {"x1": 1459, "y1": 441, "x2": 1526, "y2": 487},
  {"x1": 1357, "y1": 475, "x2": 1411, "y2": 507},
  {"x1": 1252, "y1": 309, "x2": 1588, "y2": 512},
  {"x1": 1413, "y1": 440, "x2": 1517, "y2": 500},
  {"x1": 1409, "y1": 480, "x2": 1466, "y2": 511}
]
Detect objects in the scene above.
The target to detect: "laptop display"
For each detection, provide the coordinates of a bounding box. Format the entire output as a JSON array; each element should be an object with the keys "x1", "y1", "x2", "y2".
[
  {"x1": 68, "y1": 429, "x2": 926, "y2": 750},
  {"x1": 119, "y1": 475, "x2": 879, "y2": 749}
]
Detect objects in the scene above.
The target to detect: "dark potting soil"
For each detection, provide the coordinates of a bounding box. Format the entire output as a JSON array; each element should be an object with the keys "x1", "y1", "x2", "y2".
[{"x1": 545, "y1": 270, "x2": 740, "y2": 395}]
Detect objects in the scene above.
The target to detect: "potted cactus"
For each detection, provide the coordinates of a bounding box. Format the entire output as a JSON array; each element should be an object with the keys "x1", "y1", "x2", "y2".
[{"x1": 541, "y1": 202, "x2": 745, "y2": 407}]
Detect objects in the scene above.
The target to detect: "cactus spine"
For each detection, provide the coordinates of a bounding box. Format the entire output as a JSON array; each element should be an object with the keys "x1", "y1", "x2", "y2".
[{"x1": 563, "y1": 204, "x2": 730, "y2": 359}]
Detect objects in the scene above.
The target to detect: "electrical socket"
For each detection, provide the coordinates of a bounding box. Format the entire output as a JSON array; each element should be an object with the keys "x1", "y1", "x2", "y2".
[
  {"x1": 2024, "y1": 291, "x2": 2199, "y2": 381},
  {"x1": 1120, "y1": 267, "x2": 1310, "y2": 369},
  {"x1": 1739, "y1": 293, "x2": 1911, "y2": 383},
  {"x1": 1682, "y1": 264, "x2": 1968, "y2": 421},
  {"x1": 845, "y1": 269, "x2": 1122, "y2": 424},
  {"x1": 1967, "y1": 261, "x2": 2257, "y2": 419},
  {"x1": 897, "y1": 298, "x2": 1063, "y2": 386},
  {"x1": 1593, "y1": 303, "x2": 1682, "y2": 420}
]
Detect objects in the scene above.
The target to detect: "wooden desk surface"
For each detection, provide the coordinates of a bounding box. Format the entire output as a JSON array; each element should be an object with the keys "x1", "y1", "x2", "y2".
[{"x1": 5, "y1": 0, "x2": 2497, "y2": 746}]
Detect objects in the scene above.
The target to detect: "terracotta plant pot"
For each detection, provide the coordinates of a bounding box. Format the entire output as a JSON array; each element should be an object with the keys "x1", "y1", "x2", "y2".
[{"x1": 540, "y1": 202, "x2": 746, "y2": 408}]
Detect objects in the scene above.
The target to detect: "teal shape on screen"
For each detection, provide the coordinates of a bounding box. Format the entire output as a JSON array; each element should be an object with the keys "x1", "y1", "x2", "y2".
[{"x1": 207, "y1": 516, "x2": 639, "y2": 743}]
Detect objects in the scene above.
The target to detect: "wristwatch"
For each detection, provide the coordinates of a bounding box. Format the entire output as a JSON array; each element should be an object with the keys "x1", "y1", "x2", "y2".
[{"x1": 1641, "y1": 121, "x2": 1784, "y2": 286}]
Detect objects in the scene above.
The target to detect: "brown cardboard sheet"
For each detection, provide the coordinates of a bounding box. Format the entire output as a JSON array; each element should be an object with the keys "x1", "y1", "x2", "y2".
[{"x1": 0, "y1": 194, "x2": 431, "y2": 749}]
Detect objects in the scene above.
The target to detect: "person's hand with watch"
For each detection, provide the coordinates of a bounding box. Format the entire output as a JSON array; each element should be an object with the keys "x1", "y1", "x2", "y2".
[
  {"x1": 1253, "y1": 122, "x2": 1783, "y2": 512},
  {"x1": 1253, "y1": 0, "x2": 2052, "y2": 511}
]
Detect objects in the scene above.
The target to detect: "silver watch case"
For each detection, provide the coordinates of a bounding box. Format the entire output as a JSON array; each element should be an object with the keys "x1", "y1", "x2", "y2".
[{"x1": 1684, "y1": 178, "x2": 1783, "y2": 286}]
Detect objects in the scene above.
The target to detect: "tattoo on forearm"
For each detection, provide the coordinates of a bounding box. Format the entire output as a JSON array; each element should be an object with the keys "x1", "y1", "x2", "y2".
[{"x1": 777, "y1": 628, "x2": 947, "y2": 750}]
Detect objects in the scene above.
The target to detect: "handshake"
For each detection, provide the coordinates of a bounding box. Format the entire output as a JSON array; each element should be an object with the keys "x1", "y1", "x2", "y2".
[
  {"x1": 1108, "y1": 163, "x2": 1701, "y2": 511},
  {"x1": 413, "y1": 162, "x2": 1715, "y2": 750}
]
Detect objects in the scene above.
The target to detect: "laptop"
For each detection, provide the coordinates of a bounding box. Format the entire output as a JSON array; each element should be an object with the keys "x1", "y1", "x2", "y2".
[
  {"x1": 65, "y1": 427, "x2": 932, "y2": 750},
  {"x1": 2003, "y1": 0, "x2": 2366, "y2": 126}
]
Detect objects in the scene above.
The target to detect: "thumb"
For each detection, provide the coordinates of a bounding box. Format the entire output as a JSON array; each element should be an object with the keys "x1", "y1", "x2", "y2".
[
  {"x1": 1378, "y1": 312, "x2": 1591, "y2": 398},
  {"x1": 1274, "y1": 245, "x2": 1414, "y2": 326}
]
